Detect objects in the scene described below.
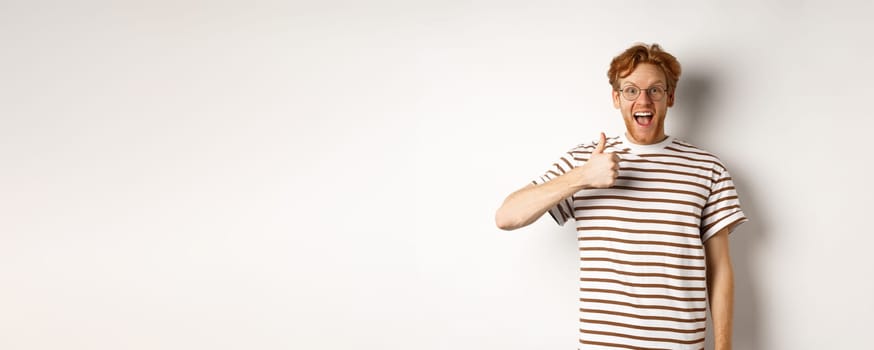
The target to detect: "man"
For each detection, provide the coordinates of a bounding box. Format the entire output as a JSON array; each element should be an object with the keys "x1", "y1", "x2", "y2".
[{"x1": 495, "y1": 43, "x2": 746, "y2": 350}]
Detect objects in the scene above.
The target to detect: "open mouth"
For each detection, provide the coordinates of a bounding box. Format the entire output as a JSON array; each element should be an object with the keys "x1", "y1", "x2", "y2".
[{"x1": 633, "y1": 112, "x2": 653, "y2": 127}]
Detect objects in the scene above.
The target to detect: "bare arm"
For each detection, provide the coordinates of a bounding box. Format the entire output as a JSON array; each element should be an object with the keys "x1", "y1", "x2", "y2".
[
  {"x1": 494, "y1": 173, "x2": 584, "y2": 231},
  {"x1": 495, "y1": 133, "x2": 619, "y2": 231},
  {"x1": 705, "y1": 228, "x2": 734, "y2": 350}
]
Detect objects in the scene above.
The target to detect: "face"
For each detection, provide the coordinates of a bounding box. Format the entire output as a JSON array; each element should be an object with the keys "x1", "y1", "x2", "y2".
[{"x1": 612, "y1": 63, "x2": 674, "y2": 145}]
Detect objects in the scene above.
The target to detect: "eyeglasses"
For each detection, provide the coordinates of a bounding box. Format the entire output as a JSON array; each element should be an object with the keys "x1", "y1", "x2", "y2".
[{"x1": 617, "y1": 85, "x2": 669, "y2": 101}]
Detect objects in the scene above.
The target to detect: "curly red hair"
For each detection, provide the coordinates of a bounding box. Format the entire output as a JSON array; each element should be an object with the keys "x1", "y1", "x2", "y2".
[{"x1": 608, "y1": 43, "x2": 681, "y2": 92}]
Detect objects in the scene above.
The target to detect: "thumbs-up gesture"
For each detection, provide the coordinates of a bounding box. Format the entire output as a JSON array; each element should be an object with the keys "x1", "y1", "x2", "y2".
[{"x1": 581, "y1": 132, "x2": 620, "y2": 189}]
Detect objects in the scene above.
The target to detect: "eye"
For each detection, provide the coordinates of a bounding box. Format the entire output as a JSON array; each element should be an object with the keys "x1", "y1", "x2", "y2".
[{"x1": 624, "y1": 87, "x2": 639, "y2": 94}]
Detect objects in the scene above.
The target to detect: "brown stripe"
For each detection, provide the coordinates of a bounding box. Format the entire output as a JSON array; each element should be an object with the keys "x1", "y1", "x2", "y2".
[
  {"x1": 565, "y1": 198, "x2": 575, "y2": 214},
  {"x1": 581, "y1": 257, "x2": 706, "y2": 271},
  {"x1": 551, "y1": 206, "x2": 565, "y2": 223},
  {"x1": 573, "y1": 195, "x2": 704, "y2": 210},
  {"x1": 580, "y1": 298, "x2": 707, "y2": 313},
  {"x1": 621, "y1": 158, "x2": 712, "y2": 172},
  {"x1": 580, "y1": 317, "x2": 706, "y2": 333},
  {"x1": 580, "y1": 329, "x2": 705, "y2": 345},
  {"x1": 576, "y1": 215, "x2": 699, "y2": 228},
  {"x1": 572, "y1": 140, "x2": 623, "y2": 153},
  {"x1": 580, "y1": 278, "x2": 706, "y2": 291},
  {"x1": 547, "y1": 169, "x2": 560, "y2": 177},
  {"x1": 702, "y1": 215, "x2": 746, "y2": 235},
  {"x1": 621, "y1": 166, "x2": 711, "y2": 180},
  {"x1": 575, "y1": 140, "x2": 623, "y2": 150},
  {"x1": 574, "y1": 205, "x2": 701, "y2": 219},
  {"x1": 702, "y1": 204, "x2": 741, "y2": 221},
  {"x1": 617, "y1": 176, "x2": 710, "y2": 191},
  {"x1": 580, "y1": 247, "x2": 705, "y2": 260},
  {"x1": 578, "y1": 339, "x2": 666, "y2": 350},
  {"x1": 710, "y1": 185, "x2": 736, "y2": 196},
  {"x1": 714, "y1": 176, "x2": 733, "y2": 184},
  {"x1": 574, "y1": 141, "x2": 603, "y2": 151},
  {"x1": 609, "y1": 185, "x2": 708, "y2": 201},
  {"x1": 562, "y1": 200, "x2": 573, "y2": 221},
  {"x1": 666, "y1": 144, "x2": 713, "y2": 157},
  {"x1": 705, "y1": 195, "x2": 739, "y2": 207},
  {"x1": 557, "y1": 199, "x2": 572, "y2": 222},
  {"x1": 575, "y1": 156, "x2": 630, "y2": 164},
  {"x1": 560, "y1": 155, "x2": 574, "y2": 170},
  {"x1": 579, "y1": 236, "x2": 702, "y2": 250},
  {"x1": 670, "y1": 140, "x2": 707, "y2": 152},
  {"x1": 605, "y1": 141, "x2": 623, "y2": 149},
  {"x1": 546, "y1": 210, "x2": 561, "y2": 225},
  {"x1": 580, "y1": 267, "x2": 705, "y2": 281},
  {"x1": 577, "y1": 226, "x2": 699, "y2": 239},
  {"x1": 580, "y1": 308, "x2": 707, "y2": 323},
  {"x1": 552, "y1": 162, "x2": 567, "y2": 175},
  {"x1": 580, "y1": 288, "x2": 706, "y2": 302},
  {"x1": 638, "y1": 152, "x2": 722, "y2": 168}
]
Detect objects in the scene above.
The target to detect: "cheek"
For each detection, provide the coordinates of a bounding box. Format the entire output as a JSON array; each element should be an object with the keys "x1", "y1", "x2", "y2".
[{"x1": 619, "y1": 104, "x2": 630, "y2": 115}]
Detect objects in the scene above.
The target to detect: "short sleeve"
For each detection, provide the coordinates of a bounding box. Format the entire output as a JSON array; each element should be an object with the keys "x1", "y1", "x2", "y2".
[
  {"x1": 700, "y1": 167, "x2": 748, "y2": 241},
  {"x1": 531, "y1": 150, "x2": 579, "y2": 227}
]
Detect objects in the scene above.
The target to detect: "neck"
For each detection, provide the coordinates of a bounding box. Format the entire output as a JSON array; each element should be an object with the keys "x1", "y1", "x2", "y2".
[{"x1": 625, "y1": 132, "x2": 668, "y2": 145}]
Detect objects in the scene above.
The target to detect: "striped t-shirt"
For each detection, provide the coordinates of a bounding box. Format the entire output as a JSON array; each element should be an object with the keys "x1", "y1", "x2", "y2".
[{"x1": 532, "y1": 134, "x2": 747, "y2": 350}]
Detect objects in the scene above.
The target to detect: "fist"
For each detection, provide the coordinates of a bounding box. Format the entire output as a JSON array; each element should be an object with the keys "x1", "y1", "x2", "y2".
[{"x1": 581, "y1": 132, "x2": 620, "y2": 189}]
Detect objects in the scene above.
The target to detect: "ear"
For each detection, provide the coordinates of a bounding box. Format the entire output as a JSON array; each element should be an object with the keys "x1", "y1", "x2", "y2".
[
  {"x1": 666, "y1": 91, "x2": 675, "y2": 107},
  {"x1": 612, "y1": 89, "x2": 621, "y2": 109}
]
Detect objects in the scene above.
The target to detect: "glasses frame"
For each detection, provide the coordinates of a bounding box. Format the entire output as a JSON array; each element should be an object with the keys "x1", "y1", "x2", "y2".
[{"x1": 616, "y1": 85, "x2": 670, "y2": 102}]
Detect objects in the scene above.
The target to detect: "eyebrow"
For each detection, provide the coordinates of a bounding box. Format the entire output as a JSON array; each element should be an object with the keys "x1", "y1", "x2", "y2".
[{"x1": 621, "y1": 82, "x2": 667, "y2": 88}]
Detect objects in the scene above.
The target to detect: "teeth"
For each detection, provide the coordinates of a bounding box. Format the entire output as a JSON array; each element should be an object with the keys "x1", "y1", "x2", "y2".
[{"x1": 633, "y1": 112, "x2": 653, "y2": 117}]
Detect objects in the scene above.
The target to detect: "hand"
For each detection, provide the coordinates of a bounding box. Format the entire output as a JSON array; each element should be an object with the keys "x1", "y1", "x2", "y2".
[{"x1": 580, "y1": 132, "x2": 620, "y2": 189}]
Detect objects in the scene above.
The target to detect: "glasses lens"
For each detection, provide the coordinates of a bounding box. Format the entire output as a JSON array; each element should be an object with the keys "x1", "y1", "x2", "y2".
[
  {"x1": 648, "y1": 87, "x2": 665, "y2": 101},
  {"x1": 622, "y1": 87, "x2": 639, "y2": 100}
]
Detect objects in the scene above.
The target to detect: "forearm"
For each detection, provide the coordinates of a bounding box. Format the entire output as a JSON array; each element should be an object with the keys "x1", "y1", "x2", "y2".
[
  {"x1": 496, "y1": 136, "x2": 618, "y2": 231},
  {"x1": 495, "y1": 169, "x2": 587, "y2": 230},
  {"x1": 707, "y1": 257, "x2": 735, "y2": 350}
]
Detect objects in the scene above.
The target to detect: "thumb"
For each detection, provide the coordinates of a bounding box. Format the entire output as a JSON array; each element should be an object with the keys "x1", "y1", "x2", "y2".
[{"x1": 594, "y1": 132, "x2": 607, "y2": 154}]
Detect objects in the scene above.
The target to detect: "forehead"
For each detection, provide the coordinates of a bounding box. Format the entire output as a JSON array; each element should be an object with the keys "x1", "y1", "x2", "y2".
[{"x1": 619, "y1": 63, "x2": 667, "y2": 86}]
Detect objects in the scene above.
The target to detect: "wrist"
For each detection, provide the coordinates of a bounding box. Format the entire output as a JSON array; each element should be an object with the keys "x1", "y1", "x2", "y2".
[{"x1": 565, "y1": 166, "x2": 592, "y2": 191}]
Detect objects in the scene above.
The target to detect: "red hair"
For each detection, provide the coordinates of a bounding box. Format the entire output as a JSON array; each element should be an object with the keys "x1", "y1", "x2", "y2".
[{"x1": 607, "y1": 43, "x2": 681, "y2": 91}]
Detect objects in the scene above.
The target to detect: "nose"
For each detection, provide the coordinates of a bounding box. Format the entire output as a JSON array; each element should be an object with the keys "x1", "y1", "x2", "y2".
[{"x1": 635, "y1": 90, "x2": 653, "y2": 104}]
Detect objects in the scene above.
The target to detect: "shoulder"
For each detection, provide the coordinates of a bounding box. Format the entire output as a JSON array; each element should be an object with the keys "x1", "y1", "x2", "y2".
[
  {"x1": 667, "y1": 138, "x2": 728, "y2": 172},
  {"x1": 568, "y1": 135, "x2": 622, "y2": 152},
  {"x1": 554, "y1": 135, "x2": 618, "y2": 166}
]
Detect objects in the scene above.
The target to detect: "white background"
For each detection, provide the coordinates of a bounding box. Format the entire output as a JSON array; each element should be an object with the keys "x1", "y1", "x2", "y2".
[{"x1": 2, "y1": 1, "x2": 872, "y2": 349}]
